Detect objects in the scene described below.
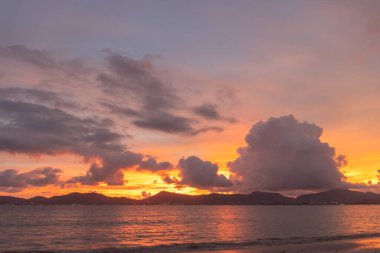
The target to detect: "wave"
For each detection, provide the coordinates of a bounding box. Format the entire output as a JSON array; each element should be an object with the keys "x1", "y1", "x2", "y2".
[{"x1": 56, "y1": 233, "x2": 380, "y2": 253}]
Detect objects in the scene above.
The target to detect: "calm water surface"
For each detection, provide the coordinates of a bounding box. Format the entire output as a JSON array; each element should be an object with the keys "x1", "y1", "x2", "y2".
[{"x1": 0, "y1": 205, "x2": 379, "y2": 251}]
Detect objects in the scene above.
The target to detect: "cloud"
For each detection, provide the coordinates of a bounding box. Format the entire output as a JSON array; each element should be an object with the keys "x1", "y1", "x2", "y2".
[
  {"x1": 104, "y1": 103, "x2": 223, "y2": 135},
  {"x1": 193, "y1": 103, "x2": 221, "y2": 120},
  {"x1": 103, "y1": 100, "x2": 224, "y2": 136},
  {"x1": 191, "y1": 126, "x2": 224, "y2": 135},
  {"x1": 99, "y1": 52, "x2": 179, "y2": 111},
  {"x1": 0, "y1": 167, "x2": 62, "y2": 192},
  {"x1": 176, "y1": 156, "x2": 233, "y2": 189},
  {"x1": 0, "y1": 44, "x2": 90, "y2": 76},
  {"x1": 217, "y1": 85, "x2": 239, "y2": 106},
  {"x1": 0, "y1": 99, "x2": 122, "y2": 155},
  {"x1": 99, "y1": 52, "x2": 226, "y2": 135},
  {"x1": 0, "y1": 45, "x2": 57, "y2": 69},
  {"x1": 133, "y1": 112, "x2": 195, "y2": 134},
  {"x1": 101, "y1": 101, "x2": 141, "y2": 117},
  {"x1": 68, "y1": 151, "x2": 144, "y2": 186},
  {"x1": 133, "y1": 113, "x2": 223, "y2": 135},
  {"x1": 228, "y1": 115, "x2": 349, "y2": 192},
  {"x1": 137, "y1": 157, "x2": 173, "y2": 172},
  {"x1": 192, "y1": 103, "x2": 237, "y2": 123},
  {"x1": 141, "y1": 191, "x2": 151, "y2": 198},
  {"x1": 160, "y1": 173, "x2": 179, "y2": 184},
  {"x1": 0, "y1": 87, "x2": 78, "y2": 109},
  {"x1": 0, "y1": 47, "x2": 225, "y2": 189},
  {"x1": 0, "y1": 98, "x2": 168, "y2": 186}
]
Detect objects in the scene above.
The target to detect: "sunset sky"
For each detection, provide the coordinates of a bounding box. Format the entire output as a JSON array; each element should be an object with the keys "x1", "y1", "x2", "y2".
[{"x1": 0, "y1": 0, "x2": 379, "y2": 198}]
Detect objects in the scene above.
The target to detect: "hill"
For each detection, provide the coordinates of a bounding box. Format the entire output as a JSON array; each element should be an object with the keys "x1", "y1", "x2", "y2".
[
  {"x1": 296, "y1": 189, "x2": 380, "y2": 204},
  {"x1": 1, "y1": 189, "x2": 380, "y2": 205}
]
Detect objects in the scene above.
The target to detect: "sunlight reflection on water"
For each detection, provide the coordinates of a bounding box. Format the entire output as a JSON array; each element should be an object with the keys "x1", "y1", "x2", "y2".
[{"x1": 0, "y1": 205, "x2": 379, "y2": 251}]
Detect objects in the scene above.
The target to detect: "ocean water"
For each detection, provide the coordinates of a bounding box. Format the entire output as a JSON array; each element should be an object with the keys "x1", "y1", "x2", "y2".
[{"x1": 0, "y1": 205, "x2": 379, "y2": 252}]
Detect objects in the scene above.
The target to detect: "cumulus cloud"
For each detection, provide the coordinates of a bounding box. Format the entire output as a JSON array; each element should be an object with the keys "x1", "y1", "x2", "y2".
[
  {"x1": 228, "y1": 115, "x2": 349, "y2": 192},
  {"x1": 176, "y1": 156, "x2": 233, "y2": 189},
  {"x1": 68, "y1": 151, "x2": 143, "y2": 185},
  {"x1": 0, "y1": 167, "x2": 62, "y2": 192}
]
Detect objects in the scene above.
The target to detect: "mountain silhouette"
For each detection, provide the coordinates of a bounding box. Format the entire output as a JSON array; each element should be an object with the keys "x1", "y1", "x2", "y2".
[
  {"x1": 1, "y1": 189, "x2": 380, "y2": 205},
  {"x1": 142, "y1": 191, "x2": 295, "y2": 205},
  {"x1": 296, "y1": 189, "x2": 380, "y2": 204}
]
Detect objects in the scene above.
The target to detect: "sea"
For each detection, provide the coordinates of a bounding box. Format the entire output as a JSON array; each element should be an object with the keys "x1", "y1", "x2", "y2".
[{"x1": 0, "y1": 205, "x2": 379, "y2": 252}]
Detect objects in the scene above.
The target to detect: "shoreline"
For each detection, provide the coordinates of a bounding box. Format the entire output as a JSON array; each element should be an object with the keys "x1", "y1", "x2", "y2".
[
  {"x1": 186, "y1": 237, "x2": 380, "y2": 253},
  {"x1": 2, "y1": 237, "x2": 380, "y2": 252}
]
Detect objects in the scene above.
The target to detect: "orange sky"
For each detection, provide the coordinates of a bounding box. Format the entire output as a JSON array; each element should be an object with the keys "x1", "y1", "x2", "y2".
[{"x1": 0, "y1": 1, "x2": 379, "y2": 198}]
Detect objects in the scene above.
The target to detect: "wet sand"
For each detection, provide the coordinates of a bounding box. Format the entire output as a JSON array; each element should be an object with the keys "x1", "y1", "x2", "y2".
[{"x1": 187, "y1": 237, "x2": 380, "y2": 253}]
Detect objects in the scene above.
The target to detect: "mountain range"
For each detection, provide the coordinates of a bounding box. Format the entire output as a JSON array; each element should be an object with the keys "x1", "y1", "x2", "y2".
[{"x1": 1, "y1": 189, "x2": 380, "y2": 205}]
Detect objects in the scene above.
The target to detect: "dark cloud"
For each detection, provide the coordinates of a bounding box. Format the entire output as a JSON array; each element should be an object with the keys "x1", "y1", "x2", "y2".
[
  {"x1": 0, "y1": 99, "x2": 122, "y2": 155},
  {"x1": 141, "y1": 191, "x2": 151, "y2": 198},
  {"x1": 193, "y1": 103, "x2": 221, "y2": 120},
  {"x1": 176, "y1": 156, "x2": 233, "y2": 189},
  {"x1": 101, "y1": 101, "x2": 141, "y2": 117},
  {"x1": 0, "y1": 87, "x2": 78, "y2": 109},
  {"x1": 133, "y1": 113, "x2": 195, "y2": 134},
  {"x1": 0, "y1": 167, "x2": 62, "y2": 192},
  {"x1": 102, "y1": 100, "x2": 222, "y2": 135},
  {"x1": 138, "y1": 157, "x2": 173, "y2": 172},
  {"x1": 0, "y1": 45, "x2": 56, "y2": 69},
  {"x1": 160, "y1": 173, "x2": 179, "y2": 184},
  {"x1": 68, "y1": 151, "x2": 143, "y2": 186},
  {"x1": 99, "y1": 53, "x2": 226, "y2": 135},
  {"x1": 192, "y1": 103, "x2": 237, "y2": 123},
  {"x1": 101, "y1": 100, "x2": 200, "y2": 135},
  {"x1": 99, "y1": 53, "x2": 179, "y2": 111},
  {"x1": 0, "y1": 45, "x2": 234, "y2": 190},
  {"x1": 133, "y1": 112, "x2": 223, "y2": 135},
  {"x1": 103, "y1": 101, "x2": 223, "y2": 135},
  {"x1": 228, "y1": 115, "x2": 349, "y2": 192},
  {"x1": 0, "y1": 45, "x2": 90, "y2": 75},
  {"x1": 0, "y1": 99, "x2": 168, "y2": 186}
]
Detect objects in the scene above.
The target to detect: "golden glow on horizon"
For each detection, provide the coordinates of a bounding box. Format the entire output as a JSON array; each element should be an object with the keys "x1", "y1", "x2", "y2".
[{"x1": 0, "y1": 121, "x2": 379, "y2": 198}]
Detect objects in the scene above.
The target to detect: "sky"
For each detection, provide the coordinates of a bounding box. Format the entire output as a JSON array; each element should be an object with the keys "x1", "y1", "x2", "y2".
[{"x1": 0, "y1": 0, "x2": 379, "y2": 198}]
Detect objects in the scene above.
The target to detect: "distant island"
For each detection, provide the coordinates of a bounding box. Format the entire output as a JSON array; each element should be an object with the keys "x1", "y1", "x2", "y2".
[{"x1": 1, "y1": 189, "x2": 380, "y2": 205}]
